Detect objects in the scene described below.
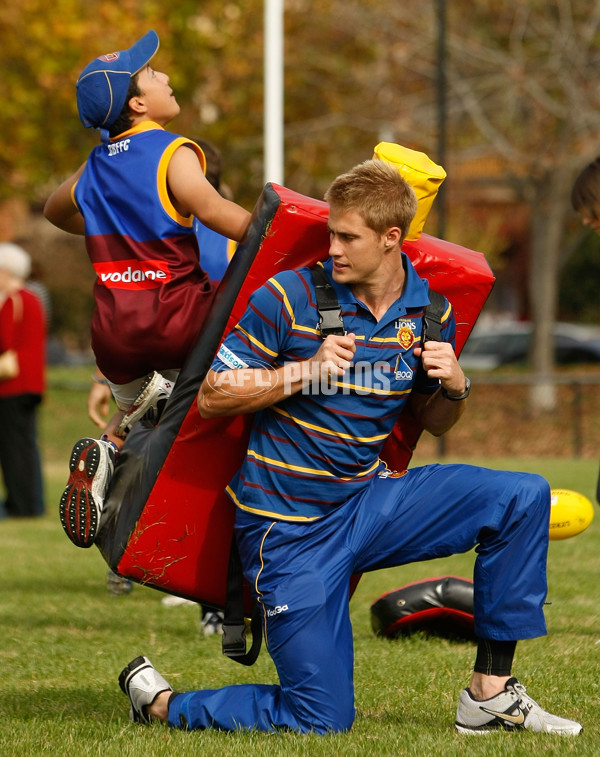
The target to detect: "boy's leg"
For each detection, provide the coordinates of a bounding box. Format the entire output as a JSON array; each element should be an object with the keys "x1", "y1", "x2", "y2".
[{"x1": 59, "y1": 371, "x2": 175, "y2": 547}]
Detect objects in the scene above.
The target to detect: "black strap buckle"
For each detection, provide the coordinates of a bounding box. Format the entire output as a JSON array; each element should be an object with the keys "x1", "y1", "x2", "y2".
[
  {"x1": 310, "y1": 264, "x2": 345, "y2": 338},
  {"x1": 317, "y1": 307, "x2": 345, "y2": 337},
  {"x1": 221, "y1": 621, "x2": 248, "y2": 657},
  {"x1": 423, "y1": 290, "x2": 445, "y2": 342},
  {"x1": 222, "y1": 536, "x2": 263, "y2": 666}
]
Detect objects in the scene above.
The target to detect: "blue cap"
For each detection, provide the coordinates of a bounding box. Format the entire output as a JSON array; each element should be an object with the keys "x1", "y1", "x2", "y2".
[{"x1": 76, "y1": 30, "x2": 159, "y2": 129}]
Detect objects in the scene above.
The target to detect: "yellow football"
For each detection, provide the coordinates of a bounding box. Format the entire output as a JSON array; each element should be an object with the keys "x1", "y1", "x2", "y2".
[{"x1": 549, "y1": 488, "x2": 594, "y2": 540}]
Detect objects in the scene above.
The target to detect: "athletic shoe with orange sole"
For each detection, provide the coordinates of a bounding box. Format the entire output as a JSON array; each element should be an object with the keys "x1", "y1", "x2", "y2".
[{"x1": 59, "y1": 437, "x2": 115, "y2": 548}]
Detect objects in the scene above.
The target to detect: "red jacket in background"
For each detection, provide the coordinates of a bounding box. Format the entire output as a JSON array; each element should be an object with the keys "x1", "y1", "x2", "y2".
[{"x1": 0, "y1": 288, "x2": 46, "y2": 397}]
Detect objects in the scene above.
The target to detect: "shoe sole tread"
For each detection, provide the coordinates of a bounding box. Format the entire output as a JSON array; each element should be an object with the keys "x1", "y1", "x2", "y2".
[{"x1": 59, "y1": 438, "x2": 108, "y2": 548}]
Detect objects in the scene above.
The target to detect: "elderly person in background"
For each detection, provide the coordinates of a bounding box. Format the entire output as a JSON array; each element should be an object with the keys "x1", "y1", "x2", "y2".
[{"x1": 0, "y1": 242, "x2": 46, "y2": 518}]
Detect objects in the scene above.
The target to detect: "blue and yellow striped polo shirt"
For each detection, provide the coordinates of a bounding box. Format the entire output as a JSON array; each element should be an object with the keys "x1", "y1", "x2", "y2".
[{"x1": 211, "y1": 255, "x2": 455, "y2": 521}]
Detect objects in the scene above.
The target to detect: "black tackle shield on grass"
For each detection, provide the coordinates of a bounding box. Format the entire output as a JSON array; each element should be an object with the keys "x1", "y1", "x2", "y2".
[{"x1": 371, "y1": 576, "x2": 476, "y2": 641}]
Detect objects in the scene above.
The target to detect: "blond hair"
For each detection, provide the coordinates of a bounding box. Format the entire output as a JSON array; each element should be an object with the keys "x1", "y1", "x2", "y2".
[{"x1": 324, "y1": 159, "x2": 418, "y2": 241}]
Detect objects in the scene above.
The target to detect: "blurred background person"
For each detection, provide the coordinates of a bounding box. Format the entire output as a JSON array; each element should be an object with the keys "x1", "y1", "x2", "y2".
[
  {"x1": 571, "y1": 157, "x2": 600, "y2": 507},
  {"x1": 0, "y1": 242, "x2": 46, "y2": 518},
  {"x1": 571, "y1": 156, "x2": 600, "y2": 235},
  {"x1": 193, "y1": 138, "x2": 237, "y2": 285}
]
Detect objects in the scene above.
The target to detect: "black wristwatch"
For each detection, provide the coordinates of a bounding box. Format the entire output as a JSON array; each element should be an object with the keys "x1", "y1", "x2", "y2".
[{"x1": 440, "y1": 377, "x2": 471, "y2": 401}]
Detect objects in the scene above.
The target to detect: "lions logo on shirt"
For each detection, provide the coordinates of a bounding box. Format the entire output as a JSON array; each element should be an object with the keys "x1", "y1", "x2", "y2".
[
  {"x1": 396, "y1": 321, "x2": 416, "y2": 350},
  {"x1": 392, "y1": 320, "x2": 417, "y2": 381}
]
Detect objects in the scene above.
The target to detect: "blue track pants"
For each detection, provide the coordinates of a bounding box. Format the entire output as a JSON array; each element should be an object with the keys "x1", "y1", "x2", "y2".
[{"x1": 168, "y1": 463, "x2": 550, "y2": 733}]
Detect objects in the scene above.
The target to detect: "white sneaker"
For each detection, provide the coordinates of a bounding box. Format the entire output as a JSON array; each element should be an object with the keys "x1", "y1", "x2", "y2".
[
  {"x1": 455, "y1": 677, "x2": 582, "y2": 735},
  {"x1": 116, "y1": 371, "x2": 174, "y2": 438},
  {"x1": 59, "y1": 438, "x2": 116, "y2": 548},
  {"x1": 118, "y1": 656, "x2": 172, "y2": 724},
  {"x1": 161, "y1": 595, "x2": 197, "y2": 607}
]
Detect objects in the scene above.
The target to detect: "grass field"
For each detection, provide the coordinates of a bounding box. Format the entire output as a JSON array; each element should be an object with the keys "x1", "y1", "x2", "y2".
[{"x1": 1, "y1": 365, "x2": 599, "y2": 756}]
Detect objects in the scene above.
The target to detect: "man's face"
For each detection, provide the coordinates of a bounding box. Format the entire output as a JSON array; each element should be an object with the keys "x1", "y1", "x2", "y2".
[
  {"x1": 135, "y1": 65, "x2": 180, "y2": 124},
  {"x1": 327, "y1": 207, "x2": 388, "y2": 287}
]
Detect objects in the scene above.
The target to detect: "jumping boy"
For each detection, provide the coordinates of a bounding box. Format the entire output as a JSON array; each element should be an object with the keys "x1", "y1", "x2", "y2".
[{"x1": 43, "y1": 30, "x2": 251, "y2": 548}]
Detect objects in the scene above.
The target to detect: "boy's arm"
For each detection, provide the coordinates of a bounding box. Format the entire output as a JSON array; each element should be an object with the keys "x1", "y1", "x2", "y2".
[
  {"x1": 167, "y1": 145, "x2": 251, "y2": 242},
  {"x1": 43, "y1": 163, "x2": 87, "y2": 235}
]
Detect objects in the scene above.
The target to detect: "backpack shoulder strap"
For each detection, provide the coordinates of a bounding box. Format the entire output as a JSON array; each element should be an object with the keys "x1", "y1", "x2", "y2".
[
  {"x1": 422, "y1": 289, "x2": 446, "y2": 343},
  {"x1": 221, "y1": 534, "x2": 262, "y2": 666},
  {"x1": 310, "y1": 264, "x2": 345, "y2": 338},
  {"x1": 310, "y1": 265, "x2": 445, "y2": 343}
]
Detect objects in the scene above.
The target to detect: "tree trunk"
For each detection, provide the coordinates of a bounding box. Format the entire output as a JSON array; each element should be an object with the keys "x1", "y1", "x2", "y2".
[{"x1": 528, "y1": 164, "x2": 573, "y2": 413}]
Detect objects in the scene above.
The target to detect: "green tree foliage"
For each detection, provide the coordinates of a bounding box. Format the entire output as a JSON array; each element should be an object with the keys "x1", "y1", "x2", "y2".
[
  {"x1": 5, "y1": 2, "x2": 600, "y2": 217},
  {"x1": 0, "y1": 1, "x2": 440, "y2": 209},
  {"x1": 5, "y1": 1, "x2": 600, "y2": 378},
  {"x1": 434, "y1": 1, "x2": 600, "y2": 407},
  {"x1": 1, "y1": 1, "x2": 165, "y2": 201}
]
